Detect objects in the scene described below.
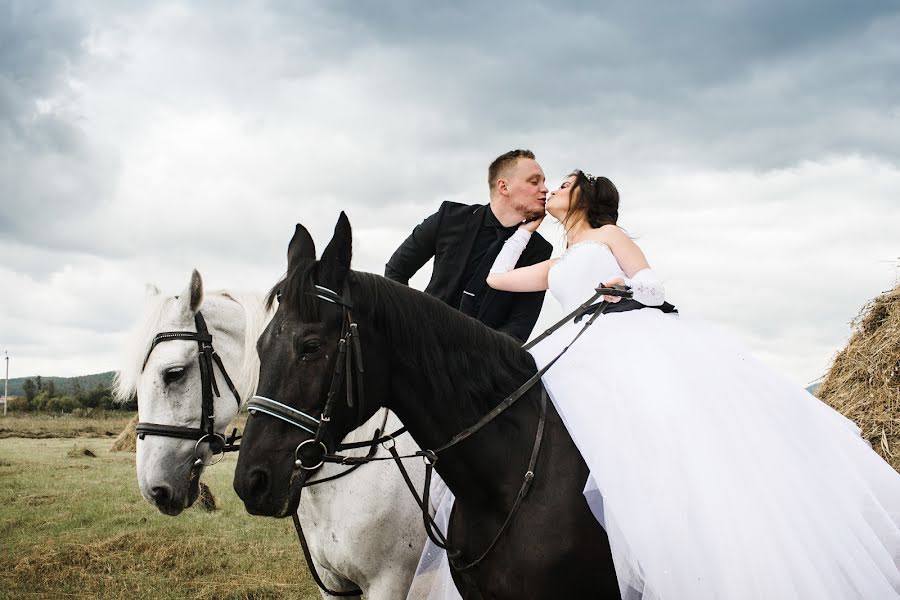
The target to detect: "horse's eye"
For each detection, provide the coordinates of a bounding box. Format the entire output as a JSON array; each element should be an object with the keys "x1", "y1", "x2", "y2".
[
  {"x1": 297, "y1": 337, "x2": 323, "y2": 361},
  {"x1": 163, "y1": 367, "x2": 186, "y2": 385}
]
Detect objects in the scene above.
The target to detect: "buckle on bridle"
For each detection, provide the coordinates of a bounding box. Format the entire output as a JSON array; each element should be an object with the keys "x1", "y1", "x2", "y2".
[
  {"x1": 294, "y1": 439, "x2": 328, "y2": 471},
  {"x1": 193, "y1": 432, "x2": 227, "y2": 467}
]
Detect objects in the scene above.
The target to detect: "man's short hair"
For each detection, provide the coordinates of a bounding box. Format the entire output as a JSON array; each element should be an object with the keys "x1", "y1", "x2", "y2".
[{"x1": 488, "y1": 149, "x2": 535, "y2": 192}]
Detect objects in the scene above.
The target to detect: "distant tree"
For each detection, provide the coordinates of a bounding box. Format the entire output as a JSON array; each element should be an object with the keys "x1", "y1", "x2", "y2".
[
  {"x1": 36, "y1": 375, "x2": 43, "y2": 391},
  {"x1": 22, "y1": 378, "x2": 36, "y2": 402},
  {"x1": 47, "y1": 395, "x2": 77, "y2": 413},
  {"x1": 83, "y1": 383, "x2": 117, "y2": 410},
  {"x1": 47, "y1": 380, "x2": 56, "y2": 398},
  {"x1": 72, "y1": 379, "x2": 83, "y2": 397},
  {"x1": 32, "y1": 390, "x2": 49, "y2": 411}
]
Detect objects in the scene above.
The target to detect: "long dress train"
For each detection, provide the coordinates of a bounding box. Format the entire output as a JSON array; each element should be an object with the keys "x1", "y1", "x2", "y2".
[{"x1": 526, "y1": 240, "x2": 900, "y2": 599}]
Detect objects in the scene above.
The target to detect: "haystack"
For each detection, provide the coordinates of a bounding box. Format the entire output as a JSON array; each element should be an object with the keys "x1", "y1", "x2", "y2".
[
  {"x1": 196, "y1": 482, "x2": 218, "y2": 511},
  {"x1": 110, "y1": 415, "x2": 138, "y2": 452},
  {"x1": 818, "y1": 283, "x2": 900, "y2": 473}
]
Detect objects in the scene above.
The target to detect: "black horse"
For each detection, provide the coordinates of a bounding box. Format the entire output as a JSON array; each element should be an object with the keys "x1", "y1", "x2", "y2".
[{"x1": 233, "y1": 214, "x2": 620, "y2": 599}]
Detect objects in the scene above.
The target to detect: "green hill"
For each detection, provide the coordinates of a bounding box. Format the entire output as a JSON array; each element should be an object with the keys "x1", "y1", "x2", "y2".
[{"x1": 3, "y1": 371, "x2": 115, "y2": 397}]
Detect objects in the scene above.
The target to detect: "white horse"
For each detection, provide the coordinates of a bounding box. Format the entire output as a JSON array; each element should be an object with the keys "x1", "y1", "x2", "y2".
[{"x1": 116, "y1": 270, "x2": 447, "y2": 599}]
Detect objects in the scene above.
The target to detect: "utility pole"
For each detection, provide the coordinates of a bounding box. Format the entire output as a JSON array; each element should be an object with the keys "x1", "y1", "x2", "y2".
[{"x1": 3, "y1": 351, "x2": 7, "y2": 416}]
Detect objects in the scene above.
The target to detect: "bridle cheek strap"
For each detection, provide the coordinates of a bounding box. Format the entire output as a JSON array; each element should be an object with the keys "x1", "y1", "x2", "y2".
[{"x1": 135, "y1": 312, "x2": 242, "y2": 464}]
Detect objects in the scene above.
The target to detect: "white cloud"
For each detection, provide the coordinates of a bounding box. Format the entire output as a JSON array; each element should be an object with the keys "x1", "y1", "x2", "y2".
[{"x1": 2, "y1": 1, "x2": 898, "y2": 386}]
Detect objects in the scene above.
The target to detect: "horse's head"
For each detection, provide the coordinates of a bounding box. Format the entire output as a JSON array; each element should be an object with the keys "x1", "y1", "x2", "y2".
[
  {"x1": 121, "y1": 270, "x2": 254, "y2": 515},
  {"x1": 234, "y1": 214, "x2": 389, "y2": 518}
]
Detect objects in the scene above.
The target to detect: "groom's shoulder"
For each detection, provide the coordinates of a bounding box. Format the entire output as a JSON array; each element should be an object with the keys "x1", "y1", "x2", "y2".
[
  {"x1": 437, "y1": 200, "x2": 486, "y2": 218},
  {"x1": 432, "y1": 201, "x2": 486, "y2": 225}
]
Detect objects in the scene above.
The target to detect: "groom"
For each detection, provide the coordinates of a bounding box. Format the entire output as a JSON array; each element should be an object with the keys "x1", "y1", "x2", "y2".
[{"x1": 385, "y1": 149, "x2": 552, "y2": 342}]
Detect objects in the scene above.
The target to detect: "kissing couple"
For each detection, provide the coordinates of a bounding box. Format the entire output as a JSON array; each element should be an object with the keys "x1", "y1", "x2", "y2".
[{"x1": 386, "y1": 149, "x2": 900, "y2": 599}]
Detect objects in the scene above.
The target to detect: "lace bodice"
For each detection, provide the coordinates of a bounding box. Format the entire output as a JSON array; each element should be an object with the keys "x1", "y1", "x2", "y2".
[{"x1": 549, "y1": 241, "x2": 626, "y2": 311}]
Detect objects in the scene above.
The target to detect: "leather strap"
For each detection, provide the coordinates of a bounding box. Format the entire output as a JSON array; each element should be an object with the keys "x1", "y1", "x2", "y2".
[
  {"x1": 247, "y1": 396, "x2": 320, "y2": 435},
  {"x1": 292, "y1": 512, "x2": 363, "y2": 597},
  {"x1": 387, "y1": 390, "x2": 548, "y2": 571}
]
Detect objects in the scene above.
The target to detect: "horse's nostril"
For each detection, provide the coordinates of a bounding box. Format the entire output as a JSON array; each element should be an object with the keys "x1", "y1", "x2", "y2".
[{"x1": 150, "y1": 484, "x2": 172, "y2": 506}]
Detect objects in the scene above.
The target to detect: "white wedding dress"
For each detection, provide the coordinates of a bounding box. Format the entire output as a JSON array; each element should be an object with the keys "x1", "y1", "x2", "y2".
[
  {"x1": 409, "y1": 240, "x2": 900, "y2": 600},
  {"x1": 527, "y1": 240, "x2": 900, "y2": 599}
]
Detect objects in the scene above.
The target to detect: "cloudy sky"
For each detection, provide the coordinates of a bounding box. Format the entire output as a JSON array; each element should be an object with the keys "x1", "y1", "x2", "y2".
[{"x1": 2, "y1": 0, "x2": 898, "y2": 387}]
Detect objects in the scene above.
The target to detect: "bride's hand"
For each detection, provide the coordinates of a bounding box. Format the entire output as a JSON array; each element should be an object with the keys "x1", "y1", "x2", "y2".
[
  {"x1": 519, "y1": 213, "x2": 544, "y2": 233},
  {"x1": 601, "y1": 277, "x2": 625, "y2": 303}
]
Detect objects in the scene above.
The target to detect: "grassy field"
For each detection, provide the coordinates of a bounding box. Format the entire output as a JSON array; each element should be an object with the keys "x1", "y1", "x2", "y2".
[
  {"x1": 0, "y1": 415, "x2": 318, "y2": 600},
  {"x1": 0, "y1": 411, "x2": 136, "y2": 440}
]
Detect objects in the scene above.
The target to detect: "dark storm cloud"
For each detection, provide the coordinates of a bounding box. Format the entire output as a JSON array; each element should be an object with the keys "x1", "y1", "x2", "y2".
[
  {"x1": 4, "y1": 0, "x2": 898, "y2": 251},
  {"x1": 290, "y1": 0, "x2": 900, "y2": 167},
  {"x1": 0, "y1": 2, "x2": 118, "y2": 253}
]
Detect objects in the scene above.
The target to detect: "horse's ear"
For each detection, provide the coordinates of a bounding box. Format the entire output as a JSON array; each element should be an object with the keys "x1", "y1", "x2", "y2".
[
  {"x1": 145, "y1": 283, "x2": 161, "y2": 299},
  {"x1": 175, "y1": 269, "x2": 204, "y2": 318},
  {"x1": 318, "y1": 212, "x2": 352, "y2": 288},
  {"x1": 287, "y1": 223, "x2": 316, "y2": 270}
]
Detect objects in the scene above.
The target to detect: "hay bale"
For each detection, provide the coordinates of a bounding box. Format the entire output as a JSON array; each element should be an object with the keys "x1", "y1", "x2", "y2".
[
  {"x1": 66, "y1": 445, "x2": 96, "y2": 458},
  {"x1": 818, "y1": 283, "x2": 900, "y2": 473},
  {"x1": 195, "y1": 481, "x2": 218, "y2": 512},
  {"x1": 110, "y1": 415, "x2": 138, "y2": 452}
]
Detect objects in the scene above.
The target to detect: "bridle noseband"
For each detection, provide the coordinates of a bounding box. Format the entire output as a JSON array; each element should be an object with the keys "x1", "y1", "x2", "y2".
[
  {"x1": 246, "y1": 285, "x2": 379, "y2": 475},
  {"x1": 136, "y1": 312, "x2": 242, "y2": 467}
]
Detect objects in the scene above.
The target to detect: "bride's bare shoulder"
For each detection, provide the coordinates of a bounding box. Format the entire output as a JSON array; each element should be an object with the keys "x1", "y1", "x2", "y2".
[{"x1": 583, "y1": 224, "x2": 629, "y2": 246}]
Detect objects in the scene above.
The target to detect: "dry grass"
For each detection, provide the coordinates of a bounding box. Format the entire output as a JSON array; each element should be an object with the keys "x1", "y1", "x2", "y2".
[
  {"x1": 818, "y1": 283, "x2": 900, "y2": 473},
  {"x1": 67, "y1": 444, "x2": 98, "y2": 458},
  {"x1": 110, "y1": 414, "x2": 138, "y2": 452},
  {"x1": 0, "y1": 411, "x2": 135, "y2": 439},
  {"x1": 0, "y1": 436, "x2": 318, "y2": 599},
  {"x1": 9, "y1": 530, "x2": 310, "y2": 599}
]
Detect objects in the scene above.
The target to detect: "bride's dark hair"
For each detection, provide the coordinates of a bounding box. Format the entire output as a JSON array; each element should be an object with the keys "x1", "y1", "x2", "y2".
[{"x1": 562, "y1": 170, "x2": 619, "y2": 230}]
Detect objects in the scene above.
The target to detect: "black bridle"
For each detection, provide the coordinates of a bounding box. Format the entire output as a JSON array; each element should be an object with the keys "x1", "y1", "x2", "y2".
[
  {"x1": 136, "y1": 312, "x2": 242, "y2": 467},
  {"x1": 246, "y1": 285, "x2": 389, "y2": 475},
  {"x1": 247, "y1": 284, "x2": 395, "y2": 597},
  {"x1": 245, "y1": 279, "x2": 636, "y2": 584}
]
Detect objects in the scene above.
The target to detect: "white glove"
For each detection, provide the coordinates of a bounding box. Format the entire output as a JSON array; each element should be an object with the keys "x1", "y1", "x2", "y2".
[
  {"x1": 623, "y1": 268, "x2": 665, "y2": 306},
  {"x1": 489, "y1": 229, "x2": 532, "y2": 274}
]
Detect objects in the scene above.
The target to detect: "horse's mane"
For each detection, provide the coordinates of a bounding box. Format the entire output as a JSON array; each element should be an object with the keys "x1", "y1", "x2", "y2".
[
  {"x1": 269, "y1": 261, "x2": 536, "y2": 425},
  {"x1": 359, "y1": 273, "x2": 537, "y2": 424},
  {"x1": 115, "y1": 289, "x2": 273, "y2": 405}
]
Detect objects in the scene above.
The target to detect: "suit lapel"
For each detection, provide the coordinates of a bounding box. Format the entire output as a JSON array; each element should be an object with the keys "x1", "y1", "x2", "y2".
[{"x1": 447, "y1": 204, "x2": 485, "y2": 301}]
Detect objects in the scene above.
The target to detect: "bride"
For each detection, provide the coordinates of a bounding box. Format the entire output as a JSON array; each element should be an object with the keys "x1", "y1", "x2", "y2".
[{"x1": 485, "y1": 170, "x2": 900, "y2": 599}]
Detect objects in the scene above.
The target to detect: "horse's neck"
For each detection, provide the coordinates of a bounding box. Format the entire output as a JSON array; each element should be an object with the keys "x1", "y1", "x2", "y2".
[
  {"x1": 388, "y1": 368, "x2": 540, "y2": 511},
  {"x1": 205, "y1": 291, "x2": 270, "y2": 404},
  {"x1": 337, "y1": 407, "x2": 394, "y2": 456},
  {"x1": 360, "y1": 275, "x2": 540, "y2": 508}
]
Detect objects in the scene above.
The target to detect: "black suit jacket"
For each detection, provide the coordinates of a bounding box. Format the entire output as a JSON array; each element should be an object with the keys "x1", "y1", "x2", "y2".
[{"x1": 385, "y1": 201, "x2": 553, "y2": 342}]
